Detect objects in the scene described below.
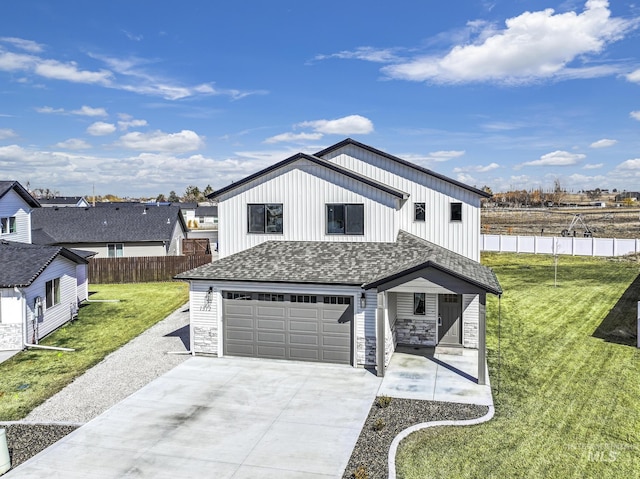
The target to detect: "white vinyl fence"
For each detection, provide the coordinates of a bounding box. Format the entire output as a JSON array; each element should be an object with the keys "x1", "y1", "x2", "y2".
[{"x1": 481, "y1": 234, "x2": 640, "y2": 257}]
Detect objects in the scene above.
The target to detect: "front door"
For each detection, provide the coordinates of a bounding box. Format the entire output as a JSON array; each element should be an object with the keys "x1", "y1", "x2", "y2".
[{"x1": 438, "y1": 294, "x2": 462, "y2": 345}]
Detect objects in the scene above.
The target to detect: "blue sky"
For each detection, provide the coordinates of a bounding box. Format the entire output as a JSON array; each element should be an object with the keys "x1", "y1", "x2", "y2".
[{"x1": 1, "y1": 0, "x2": 639, "y2": 198}]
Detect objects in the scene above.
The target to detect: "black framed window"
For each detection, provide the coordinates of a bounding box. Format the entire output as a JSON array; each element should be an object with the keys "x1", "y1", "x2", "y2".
[
  {"x1": 107, "y1": 243, "x2": 124, "y2": 258},
  {"x1": 414, "y1": 203, "x2": 426, "y2": 222},
  {"x1": 450, "y1": 202, "x2": 462, "y2": 222},
  {"x1": 413, "y1": 293, "x2": 426, "y2": 315},
  {"x1": 326, "y1": 204, "x2": 364, "y2": 235},
  {"x1": 248, "y1": 204, "x2": 283, "y2": 233}
]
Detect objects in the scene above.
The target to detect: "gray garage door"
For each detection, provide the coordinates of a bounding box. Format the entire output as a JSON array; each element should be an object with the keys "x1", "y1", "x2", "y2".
[{"x1": 223, "y1": 292, "x2": 352, "y2": 364}]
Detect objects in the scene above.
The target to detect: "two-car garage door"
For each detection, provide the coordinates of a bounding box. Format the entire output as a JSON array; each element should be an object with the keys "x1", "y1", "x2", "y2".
[{"x1": 223, "y1": 292, "x2": 353, "y2": 364}]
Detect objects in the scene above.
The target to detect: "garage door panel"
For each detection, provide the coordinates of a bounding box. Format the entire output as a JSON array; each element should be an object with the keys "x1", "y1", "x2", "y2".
[
  {"x1": 289, "y1": 320, "x2": 318, "y2": 333},
  {"x1": 226, "y1": 304, "x2": 254, "y2": 315},
  {"x1": 257, "y1": 331, "x2": 286, "y2": 343},
  {"x1": 289, "y1": 348, "x2": 320, "y2": 362},
  {"x1": 256, "y1": 318, "x2": 285, "y2": 330},
  {"x1": 289, "y1": 334, "x2": 319, "y2": 346},
  {"x1": 257, "y1": 345, "x2": 287, "y2": 358},
  {"x1": 223, "y1": 296, "x2": 352, "y2": 364},
  {"x1": 288, "y1": 307, "x2": 319, "y2": 319},
  {"x1": 257, "y1": 306, "x2": 287, "y2": 317}
]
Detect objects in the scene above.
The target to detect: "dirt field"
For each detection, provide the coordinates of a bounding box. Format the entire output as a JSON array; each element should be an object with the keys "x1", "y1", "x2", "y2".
[{"x1": 482, "y1": 207, "x2": 640, "y2": 239}]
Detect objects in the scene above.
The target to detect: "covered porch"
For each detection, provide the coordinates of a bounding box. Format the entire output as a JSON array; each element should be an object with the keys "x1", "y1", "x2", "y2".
[{"x1": 378, "y1": 346, "x2": 493, "y2": 406}]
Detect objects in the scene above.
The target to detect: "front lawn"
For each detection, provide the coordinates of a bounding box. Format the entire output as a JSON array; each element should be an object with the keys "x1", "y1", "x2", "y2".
[
  {"x1": 396, "y1": 253, "x2": 640, "y2": 478},
  {"x1": 0, "y1": 282, "x2": 188, "y2": 420}
]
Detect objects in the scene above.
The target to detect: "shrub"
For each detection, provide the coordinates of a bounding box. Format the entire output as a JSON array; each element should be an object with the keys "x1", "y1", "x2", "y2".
[
  {"x1": 372, "y1": 418, "x2": 385, "y2": 431},
  {"x1": 376, "y1": 395, "x2": 392, "y2": 408},
  {"x1": 353, "y1": 465, "x2": 368, "y2": 479}
]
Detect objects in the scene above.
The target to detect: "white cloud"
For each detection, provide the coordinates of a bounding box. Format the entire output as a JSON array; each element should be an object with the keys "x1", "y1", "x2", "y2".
[
  {"x1": 36, "y1": 106, "x2": 65, "y2": 114},
  {"x1": 0, "y1": 37, "x2": 44, "y2": 53},
  {"x1": 615, "y1": 158, "x2": 640, "y2": 170},
  {"x1": 297, "y1": 115, "x2": 374, "y2": 135},
  {"x1": 122, "y1": 30, "x2": 143, "y2": 42},
  {"x1": 54, "y1": 138, "x2": 91, "y2": 150},
  {"x1": 117, "y1": 129, "x2": 204, "y2": 152},
  {"x1": 264, "y1": 132, "x2": 324, "y2": 144},
  {"x1": 34, "y1": 59, "x2": 112, "y2": 84},
  {"x1": 71, "y1": 105, "x2": 108, "y2": 117},
  {"x1": 454, "y1": 162, "x2": 500, "y2": 173},
  {"x1": 626, "y1": 69, "x2": 640, "y2": 83},
  {"x1": 589, "y1": 138, "x2": 617, "y2": 148},
  {"x1": 0, "y1": 128, "x2": 17, "y2": 139},
  {"x1": 630, "y1": 111, "x2": 640, "y2": 121},
  {"x1": 382, "y1": 1, "x2": 637, "y2": 84},
  {"x1": 117, "y1": 118, "x2": 148, "y2": 130},
  {"x1": 583, "y1": 163, "x2": 603, "y2": 169},
  {"x1": 428, "y1": 150, "x2": 465, "y2": 161},
  {"x1": 87, "y1": 122, "x2": 116, "y2": 136},
  {"x1": 313, "y1": 47, "x2": 400, "y2": 63},
  {"x1": 519, "y1": 150, "x2": 586, "y2": 167}
]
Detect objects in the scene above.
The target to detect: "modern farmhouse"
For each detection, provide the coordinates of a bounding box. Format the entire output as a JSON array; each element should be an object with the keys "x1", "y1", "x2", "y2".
[{"x1": 176, "y1": 139, "x2": 501, "y2": 381}]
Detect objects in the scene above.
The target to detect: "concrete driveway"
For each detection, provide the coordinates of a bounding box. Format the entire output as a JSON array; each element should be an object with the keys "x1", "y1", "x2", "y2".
[{"x1": 5, "y1": 356, "x2": 381, "y2": 479}]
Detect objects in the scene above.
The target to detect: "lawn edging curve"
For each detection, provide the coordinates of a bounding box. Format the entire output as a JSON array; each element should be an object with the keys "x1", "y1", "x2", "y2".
[{"x1": 388, "y1": 405, "x2": 495, "y2": 479}]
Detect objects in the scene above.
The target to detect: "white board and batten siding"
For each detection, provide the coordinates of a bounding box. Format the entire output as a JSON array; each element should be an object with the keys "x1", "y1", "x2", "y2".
[
  {"x1": 321, "y1": 144, "x2": 482, "y2": 261},
  {"x1": 25, "y1": 255, "x2": 80, "y2": 341},
  {"x1": 188, "y1": 280, "x2": 378, "y2": 367},
  {"x1": 216, "y1": 159, "x2": 399, "y2": 258},
  {"x1": 0, "y1": 188, "x2": 33, "y2": 244}
]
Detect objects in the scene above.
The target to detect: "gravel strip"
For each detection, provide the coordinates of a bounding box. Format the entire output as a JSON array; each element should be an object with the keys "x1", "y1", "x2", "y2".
[
  {"x1": 25, "y1": 303, "x2": 191, "y2": 423},
  {"x1": 342, "y1": 398, "x2": 489, "y2": 479},
  {"x1": 0, "y1": 423, "x2": 79, "y2": 469}
]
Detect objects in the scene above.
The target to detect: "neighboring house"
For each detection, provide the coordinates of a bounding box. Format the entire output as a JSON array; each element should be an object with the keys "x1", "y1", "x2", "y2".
[
  {"x1": 176, "y1": 139, "x2": 502, "y2": 382},
  {"x1": 179, "y1": 202, "x2": 198, "y2": 227},
  {"x1": 194, "y1": 205, "x2": 218, "y2": 228},
  {"x1": 38, "y1": 196, "x2": 91, "y2": 208},
  {"x1": 0, "y1": 181, "x2": 92, "y2": 351},
  {"x1": 0, "y1": 180, "x2": 40, "y2": 244},
  {"x1": 31, "y1": 204, "x2": 187, "y2": 258}
]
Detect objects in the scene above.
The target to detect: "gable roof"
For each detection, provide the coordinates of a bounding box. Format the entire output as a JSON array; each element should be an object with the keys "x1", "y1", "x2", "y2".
[
  {"x1": 210, "y1": 152, "x2": 409, "y2": 200},
  {"x1": 31, "y1": 205, "x2": 186, "y2": 245},
  {"x1": 0, "y1": 181, "x2": 41, "y2": 208},
  {"x1": 176, "y1": 231, "x2": 501, "y2": 295},
  {"x1": 38, "y1": 196, "x2": 89, "y2": 206},
  {"x1": 314, "y1": 138, "x2": 491, "y2": 198},
  {"x1": 0, "y1": 240, "x2": 88, "y2": 288}
]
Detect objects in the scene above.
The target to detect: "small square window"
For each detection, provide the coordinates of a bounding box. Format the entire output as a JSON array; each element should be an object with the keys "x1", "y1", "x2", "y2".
[
  {"x1": 326, "y1": 204, "x2": 364, "y2": 235},
  {"x1": 107, "y1": 243, "x2": 124, "y2": 258},
  {"x1": 248, "y1": 204, "x2": 283, "y2": 234},
  {"x1": 414, "y1": 203, "x2": 426, "y2": 222},
  {"x1": 450, "y1": 203, "x2": 462, "y2": 222}
]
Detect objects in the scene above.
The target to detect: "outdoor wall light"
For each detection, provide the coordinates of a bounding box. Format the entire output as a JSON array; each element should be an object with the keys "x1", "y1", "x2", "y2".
[
  {"x1": 205, "y1": 287, "x2": 213, "y2": 303},
  {"x1": 360, "y1": 292, "x2": 366, "y2": 309}
]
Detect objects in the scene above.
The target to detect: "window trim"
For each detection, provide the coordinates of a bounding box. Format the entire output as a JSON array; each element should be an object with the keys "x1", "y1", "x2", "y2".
[
  {"x1": 413, "y1": 293, "x2": 426, "y2": 316},
  {"x1": 247, "y1": 203, "x2": 283, "y2": 234},
  {"x1": 0, "y1": 216, "x2": 17, "y2": 235},
  {"x1": 414, "y1": 202, "x2": 426, "y2": 222},
  {"x1": 450, "y1": 202, "x2": 462, "y2": 222},
  {"x1": 325, "y1": 203, "x2": 365, "y2": 235},
  {"x1": 45, "y1": 278, "x2": 61, "y2": 309},
  {"x1": 107, "y1": 243, "x2": 124, "y2": 258}
]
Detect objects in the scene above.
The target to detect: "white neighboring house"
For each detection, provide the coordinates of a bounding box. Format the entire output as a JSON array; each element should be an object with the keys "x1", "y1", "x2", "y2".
[
  {"x1": 176, "y1": 139, "x2": 502, "y2": 382},
  {"x1": 38, "y1": 196, "x2": 91, "y2": 208},
  {"x1": 0, "y1": 181, "x2": 92, "y2": 351}
]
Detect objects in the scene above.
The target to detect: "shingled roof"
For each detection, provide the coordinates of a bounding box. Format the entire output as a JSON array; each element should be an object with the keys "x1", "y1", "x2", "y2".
[
  {"x1": 176, "y1": 231, "x2": 502, "y2": 295},
  {"x1": 0, "y1": 240, "x2": 89, "y2": 288},
  {"x1": 31, "y1": 205, "x2": 186, "y2": 244},
  {"x1": 0, "y1": 181, "x2": 41, "y2": 208}
]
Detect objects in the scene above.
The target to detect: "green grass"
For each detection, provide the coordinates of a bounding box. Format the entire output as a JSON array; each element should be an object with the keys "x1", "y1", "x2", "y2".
[
  {"x1": 396, "y1": 253, "x2": 640, "y2": 479},
  {"x1": 0, "y1": 281, "x2": 188, "y2": 421}
]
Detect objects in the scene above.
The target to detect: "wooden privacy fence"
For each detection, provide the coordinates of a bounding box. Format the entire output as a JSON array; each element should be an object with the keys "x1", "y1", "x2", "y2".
[{"x1": 88, "y1": 254, "x2": 212, "y2": 284}]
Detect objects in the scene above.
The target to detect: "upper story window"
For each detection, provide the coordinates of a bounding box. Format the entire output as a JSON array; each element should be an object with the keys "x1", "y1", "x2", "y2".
[
  {"x1": 450, "y1": 203, "x2": 462, "y2": 222},
  {"x1": 0, "y1": 216, "x2": 16, "y2": 235},
  {"x1": 46, "y1": 278, "x2": 61, "y2": 309},
  {"x1": 107, "y1": 243, "x2": 124, "y2": 258},
  {"x1": 326, "y1": 204, "x2": 364, "y2": 235},
  {"x1": 414, "y1": 203, "x2": 426, "y2": 222},
  {"x1": 248, "y1": 204, "x2": 283, "y2": 234}
]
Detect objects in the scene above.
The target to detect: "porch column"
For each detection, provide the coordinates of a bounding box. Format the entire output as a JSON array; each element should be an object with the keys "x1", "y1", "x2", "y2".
[
  {"x1": 478, "y1": 293, "x2": 486, "y2": 385},
  {"x1": 376, "y1": 291, "x2": 386, "y2": 377}
]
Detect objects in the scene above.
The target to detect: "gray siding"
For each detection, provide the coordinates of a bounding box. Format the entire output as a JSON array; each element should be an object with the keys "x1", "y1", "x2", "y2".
[{"x1": 0, "y1": 188, "x2": 32, "y2": 244}]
